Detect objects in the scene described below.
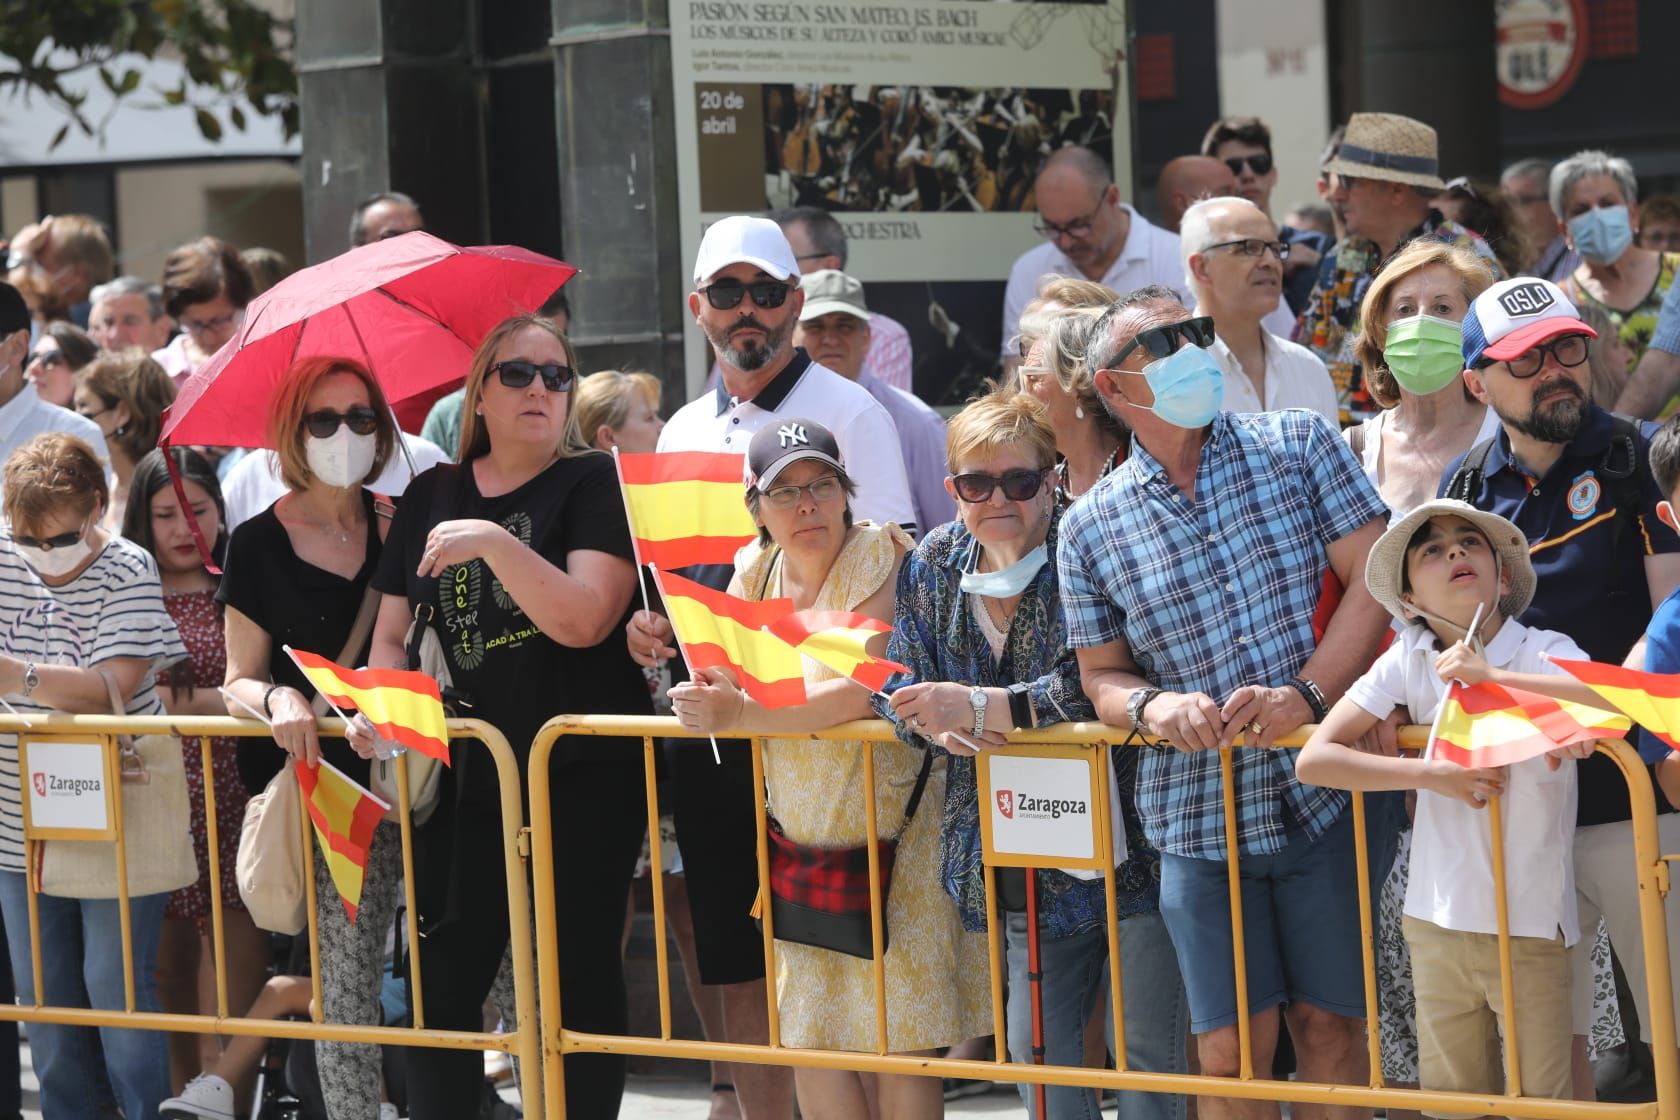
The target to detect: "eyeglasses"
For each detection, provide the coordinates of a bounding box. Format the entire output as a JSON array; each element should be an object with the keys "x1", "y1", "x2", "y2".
[
  {"x1": 760, "y1": 474, "x2": 844, "y2": 509},
  {"x1": 1033, "y1": 194, "x2": 1109, "y2": 240},
  {"x1": 14, "y1": 525, "x2": 86, "y2": 551},
  {"x1": 1481, "y1": 334, "x2": 1590, "y2": 379},
  {"x1": 1205, "y1": 238, "x2": 1290, "y2": 262},
  {"x1": 301, "y1": 406, "x2": 380, "y2": 439},
  {"x1": 699, "y1": 280, "x2": 792, "y2": 311},
  {"x1": 1222, "y1": 153, "x2": 1273, "y2": 177},
  {"x1": 1105, "y1": 316, "x2": 1217, "y2": 367},
  {"x1": 180, "y1": 310, "x2": 239, "y2": 336},
  {"x1": 491, "y1": 360, "x2": 574, "y2": 393},
  {"x1": 25, "y1": 350, "x2": 64, "y2": 370},
  {"x1": 951, "y1": 468, "x2": 1048, "y2": 504}
]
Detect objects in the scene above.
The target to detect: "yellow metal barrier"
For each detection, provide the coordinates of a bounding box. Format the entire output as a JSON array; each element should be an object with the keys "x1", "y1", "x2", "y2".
[
  {"x1": 531, "y1": 714, "x2": 1680, "y2": 1120},
  {"x1": 0, "y1": 713, "x2": 542, "y2": 1115}
]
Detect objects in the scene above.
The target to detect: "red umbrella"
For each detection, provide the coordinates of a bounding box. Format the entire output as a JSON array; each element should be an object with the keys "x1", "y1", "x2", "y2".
[{"x1": 160, "y1": 231, "x2": 576, "y2": 449}]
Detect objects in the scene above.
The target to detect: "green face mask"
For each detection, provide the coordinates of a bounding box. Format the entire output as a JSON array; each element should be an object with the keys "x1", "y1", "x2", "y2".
[{"x1": 1382, "y1": 314, "x2": 1465, "y2": 396}]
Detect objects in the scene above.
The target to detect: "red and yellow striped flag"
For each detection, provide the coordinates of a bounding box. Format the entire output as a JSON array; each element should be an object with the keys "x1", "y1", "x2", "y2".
[
  {"x1": 653, "y1": 568, "x2": 808, "y2": 708},
  {"x1": 763, "y1": 610, "x2": 910, "y2": 692},
  {"x1": 1431, "y1": 678, "x2": 1631, "y2": 769},
  {"x1": 287, "y1": 648, "x2": 450, "y2": 763},
  {"x1": 617, "y1": 451, "x2": 758, "y2": 568},
  {"x1": 295, "y1": 760, "x2": 388, "y2": 923},
  {"x1": 1550, "y1": 659, "x2": 1680, "y2": 750}
]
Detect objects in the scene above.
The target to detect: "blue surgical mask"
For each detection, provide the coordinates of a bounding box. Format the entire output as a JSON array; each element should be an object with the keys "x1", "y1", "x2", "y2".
[
  {"x1": 1119, "y1": 344, "x2": 1224, "y2": 429},
  {"x1": 1568, "y1": 205, "x2": 1634, "y2": 265},
  {"x1": 960, "y1": 539, "x2": 1049, "y2": 598}
]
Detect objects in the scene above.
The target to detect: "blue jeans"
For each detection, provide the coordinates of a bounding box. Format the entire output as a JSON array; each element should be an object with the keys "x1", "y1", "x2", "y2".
[
  {"x1": 1007, "y1": 909, "x2": 1188, "y2": 1120},
  {"x1": 0, "y1": 872, "x2": 169, "y2": 1120}
]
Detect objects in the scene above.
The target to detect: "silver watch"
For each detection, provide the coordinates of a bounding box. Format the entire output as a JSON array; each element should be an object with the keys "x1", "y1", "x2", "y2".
[
  {"x1": 21, "y1": 661, "x2": 38, "y2": 697},
  {"x1": 969, "y1": 686, "x2": 988, "y2": 737}
]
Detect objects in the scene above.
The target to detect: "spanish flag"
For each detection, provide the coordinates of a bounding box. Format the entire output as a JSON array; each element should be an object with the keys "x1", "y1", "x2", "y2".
[
  {"x1": 295, "y1": 759, "x2": 388, "y2": 923},
  {"x1": 1431, "y1": 679, "x2": 1631, "y2": 769},
  {"x1": 764, "y1": 610, "x2": 910, "y2": 693},
  {"x1": 617, "y1": 450, "x2": 758, "y2": 568},
  {"x1": 1550, "y1": 659, "x2": 1680, "y2": 750},
  {"x1": 651, "y1": 568, "x2": 808, "y2": 709},
  {"x1": 287, "y1": 648, "x2": 451, "y2": 764}
]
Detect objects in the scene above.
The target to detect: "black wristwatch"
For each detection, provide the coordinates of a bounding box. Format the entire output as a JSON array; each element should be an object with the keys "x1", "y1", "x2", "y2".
[
  {"x1": 1006, "y1": 682, "x2": 1034, "y2": 730},
  {"x1": 1289, "y1": 676, "x2": 1328, "y2": 722},
  {"x1": 1127, "y1": 687, "x2": 1163, "y2": 734}
]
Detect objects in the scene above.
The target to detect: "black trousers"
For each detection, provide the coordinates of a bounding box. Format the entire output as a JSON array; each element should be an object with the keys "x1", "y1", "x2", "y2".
[{"x1": 404, "y1": 754, "x2": 646, "y2": 1120}]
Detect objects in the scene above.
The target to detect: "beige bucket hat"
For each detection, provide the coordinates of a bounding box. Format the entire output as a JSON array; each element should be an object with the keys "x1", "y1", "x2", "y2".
[
  {"x1": 1322, "y1": 112, "x2": 1446, "y2": 190},
  {"x1": 1365, "y1": 499, "x2": 1535, "y2": 625}
]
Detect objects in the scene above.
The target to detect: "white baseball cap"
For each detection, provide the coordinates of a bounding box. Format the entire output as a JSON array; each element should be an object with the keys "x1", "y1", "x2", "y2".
[
  {"x1": 692, "y1": 216, "x2": 800, "y2": 286},
  {"x1": 1462, "y1": 277, "x2": 1598, "y2": 369}
]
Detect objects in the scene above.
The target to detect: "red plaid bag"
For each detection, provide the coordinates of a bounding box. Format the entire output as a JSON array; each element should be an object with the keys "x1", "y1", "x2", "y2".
[{"x1": 763, "y1": 750, "x2": 933, "y2": 960}]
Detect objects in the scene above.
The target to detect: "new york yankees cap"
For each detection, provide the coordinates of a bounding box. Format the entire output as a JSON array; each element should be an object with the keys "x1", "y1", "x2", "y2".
[{"x1": 745, "y1": 418, "x2": 844, "y2": 491}]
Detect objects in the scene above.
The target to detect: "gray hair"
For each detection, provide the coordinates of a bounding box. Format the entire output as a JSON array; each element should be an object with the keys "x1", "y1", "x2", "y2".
[
  {"x1": 1501, "y1": 157, "x2": 1551, "y2": 189},
  {"x1": 348, "y1": 190, "x2": 420, "y2": 248},
  {"x1": 1084, "y1": 284, "x2": 1187, "y2": 381},
  {"x1": 1549, "y1": 150, "x2": 1638, "y2": 217},
  {"x1": 88, "y1": 275, "x2": 164, "y2": 320},
  {"x1": 767, "y1": 206, "x2": 847, "y2": 267},
  {"x1": 1178, "y1": 196, "x2": 1258, "y2": 301}
]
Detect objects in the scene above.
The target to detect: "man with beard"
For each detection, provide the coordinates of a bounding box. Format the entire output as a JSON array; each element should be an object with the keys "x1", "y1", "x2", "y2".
[
  {"x1": 1444, "y1": 277, "x2": 1680, "y2": 1079},
  {"x1": 626, "y1": 215, "x2": 913, "y2": 1120}
]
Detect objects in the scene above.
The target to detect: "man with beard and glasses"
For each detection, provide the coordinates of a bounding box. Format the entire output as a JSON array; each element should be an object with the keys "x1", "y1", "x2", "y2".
[
  {"x1": 623, "y1": 215, "x2": 913, "y2": 1120},
  {"x1": 1443, "y1": 277, "x2": 1680, "y2": 1082}
]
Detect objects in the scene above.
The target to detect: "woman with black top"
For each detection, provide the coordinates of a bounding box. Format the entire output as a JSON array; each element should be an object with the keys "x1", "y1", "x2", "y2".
[
  {"x1": 218, "y1": 355, "x2": 399, "y2": 1120},
  {"x1": 355, "y1": 313, "x2": 650, "y2": 1119}
]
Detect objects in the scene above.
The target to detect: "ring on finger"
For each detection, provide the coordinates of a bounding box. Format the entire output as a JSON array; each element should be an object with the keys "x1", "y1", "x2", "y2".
[{"x1": 1248, "y1": 720, "x2": 1263, "y2": 734}]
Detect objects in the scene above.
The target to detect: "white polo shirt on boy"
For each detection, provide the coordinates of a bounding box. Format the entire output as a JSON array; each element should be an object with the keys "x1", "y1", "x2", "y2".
[{"x1": 1345, "y1": 616, "x2": 1586, "y2": 944}]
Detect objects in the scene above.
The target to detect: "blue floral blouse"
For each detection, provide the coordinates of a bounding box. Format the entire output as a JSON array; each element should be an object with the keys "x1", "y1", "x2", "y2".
[{"x1": 872, "y1": 514, "x2": 1161, "y2": 940}]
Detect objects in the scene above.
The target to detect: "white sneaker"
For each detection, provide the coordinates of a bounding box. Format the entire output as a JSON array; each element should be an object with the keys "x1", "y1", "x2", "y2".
[
  {"x1": 159, "y1": 1074, "x2": 236, "y2": 1120},
  {"x1": 379, "y1": 1104, "x2": 400, "y2": 1120}
]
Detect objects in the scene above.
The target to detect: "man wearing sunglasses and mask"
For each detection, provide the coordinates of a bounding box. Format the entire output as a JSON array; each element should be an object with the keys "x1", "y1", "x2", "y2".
[{"x1": 1058, "y1": 284, "x2": 1392, "y2": 1120}]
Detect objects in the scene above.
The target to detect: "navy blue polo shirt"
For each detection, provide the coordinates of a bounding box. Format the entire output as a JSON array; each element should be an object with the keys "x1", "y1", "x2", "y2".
[{"x1": 1441, "y1": 406, "x2": 1680, "y2": 824}]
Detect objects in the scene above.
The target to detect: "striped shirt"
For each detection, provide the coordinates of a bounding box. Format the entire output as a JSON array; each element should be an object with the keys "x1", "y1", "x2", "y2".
[{"x1": 0, "y1": 533, "x2": 185, "y2": 871}]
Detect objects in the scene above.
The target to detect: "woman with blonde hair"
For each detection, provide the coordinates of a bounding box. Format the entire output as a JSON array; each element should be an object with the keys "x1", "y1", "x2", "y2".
[
  {"x1": 573, "y1": 369, "x2": 666, "y2": 454},
  {"x1": 357, "y1": 313, "x2": 652, "y2": 1118},
  {"x1": 73, "y1": 349, "x2": 177, "y2": 528}
]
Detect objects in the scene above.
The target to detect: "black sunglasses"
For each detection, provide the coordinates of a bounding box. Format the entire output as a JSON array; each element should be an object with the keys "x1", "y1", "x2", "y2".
[
  {"x1": 699, "y1": 280, "x2": 792, "y2": 311},
  {"x1": 1106, "y1": 316, "x2": 1217, "y2": 367},
  {"x1": 491, "y1": 360, "x2": 574, "y2": 393},
  {"x1": 1222, "y1": 153, "x2": 1273, "y2": 177},
  {"x1": 14, "y1": 526, "x2": 85, "y2": 551},
  {"x1": 25, "y1": 351, "x2": 65, "y2": 370},
  {"x1": 951, "y1": 468, "x2": 1048, "y2": 504},
  {"x1": 301, "y1": 406, "x2": 380, "y2": 439}
]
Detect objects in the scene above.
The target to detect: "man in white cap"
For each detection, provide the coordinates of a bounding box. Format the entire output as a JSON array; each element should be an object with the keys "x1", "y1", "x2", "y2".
[{"x1": 1444, "y1": 277, "x2": 1680, "y2": 1078}]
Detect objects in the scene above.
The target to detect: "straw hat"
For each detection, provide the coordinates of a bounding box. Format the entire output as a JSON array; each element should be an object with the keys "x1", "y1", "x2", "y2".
[
  {"x1": 1321, "y1": 112, "x2": 1445, "y2": 190},
  {"x1": 1364, "y1": 499, "x2": 1535, "y2": 625}
]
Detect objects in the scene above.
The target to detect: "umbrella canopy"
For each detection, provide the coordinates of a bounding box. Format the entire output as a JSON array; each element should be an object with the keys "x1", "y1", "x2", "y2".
[{"x1": 161, "y1": 231, "x2": 576, "y2": 448}]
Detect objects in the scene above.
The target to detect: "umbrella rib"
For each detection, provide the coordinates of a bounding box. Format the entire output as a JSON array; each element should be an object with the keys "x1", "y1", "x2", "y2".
[{"x1": 367, "y1": 285, "x2": 479, "y2": 351}]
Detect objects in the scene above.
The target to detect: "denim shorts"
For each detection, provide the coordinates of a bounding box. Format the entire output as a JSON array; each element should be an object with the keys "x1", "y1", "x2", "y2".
[{"x1": 1158, "y1": 807, "x2": 1368, "y2": 1033}]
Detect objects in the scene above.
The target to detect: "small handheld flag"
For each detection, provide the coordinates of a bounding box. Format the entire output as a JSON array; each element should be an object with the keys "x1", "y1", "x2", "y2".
[
  {"x1": 1429, "y1": 678, "x2": 1630, "y2": 769},
  {"x1": 295, "y1": 759, "x2": 388, "y2": 923},
  {"x1": 1549, "y1": 659, "x2": 1680, "y2": 750},
  {"x1": 285, "y1": 648, "x2": 451, "y2": 764},
  {"x1": 650, "y1": 567, "x2": 809, "y2": 709},
  {"x1": 616, "y1": 450, "x2": 758, "y2": 569},
  {"x1": 763, "y1": 610, "x2": 910, "y2": 693}
]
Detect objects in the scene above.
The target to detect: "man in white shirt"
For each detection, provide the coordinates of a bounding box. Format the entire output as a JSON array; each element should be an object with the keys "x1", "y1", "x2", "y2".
[
  {"x1": 0, "y1": 283, "x2": 110, "y2": 480},
  {"x1": 1001, "y1": 146, "x2": 1182, "y2": 361},
  {"x1": 219, "y1": 430, "x2": 451, "y2": 529},
  {"x1": 1181, "y1": 197, "x2": 1338, "y2": 423}
]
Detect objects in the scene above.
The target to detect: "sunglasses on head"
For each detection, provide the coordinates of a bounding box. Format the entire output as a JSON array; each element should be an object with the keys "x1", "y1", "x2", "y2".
[
  {"x1": 1223, "y1": 153, "x2": 1273, "y2": 177},
  {"x1": 700, "y1": 280, "x2": 792, "y2": 311},
  {"x1": 1107, "y1": 315, "x2": 1217, "y2": 367},
  {"x1": 491, "y1": 360, "x2": 574, "y2": 393},
  {"x1": 14, "y1": 525, "x2": 86, "y2": 551},
  {"x1": 301, "y1": 406, "x2": 380, "y2": 439},
  {"x1": 951, "y1": 468, "x2": 1047, "y2": 504}
]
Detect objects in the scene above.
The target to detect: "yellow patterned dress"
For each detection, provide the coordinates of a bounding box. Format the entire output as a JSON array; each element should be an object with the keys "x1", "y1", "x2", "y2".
[{"x1": 738, "y1": 522, "x2": 992, "y2": 1053}]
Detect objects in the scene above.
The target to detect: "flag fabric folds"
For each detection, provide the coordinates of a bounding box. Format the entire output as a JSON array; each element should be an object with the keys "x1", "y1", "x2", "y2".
[
  {"x1": 1550, "y1": 659, "x2": 1680, "y2": 750},
  {"x1": 1430, "y1": 678, "x2": 1631, "y2": 769},
  {"x1": 616, "y1": 450, "x2": 758, "y2": 568},
  {"x1": 295, "y1": 760, "x2": 389, "y2": 923},
  {"x1": 764, "y1": 610, "x2": 910, "y2": 692},
  {"x1": 652, "y1": 568, "x2": 808, "y2": 708},
  {"x1": 287, "y1": 648, "x2": 451, "y2": 763}
]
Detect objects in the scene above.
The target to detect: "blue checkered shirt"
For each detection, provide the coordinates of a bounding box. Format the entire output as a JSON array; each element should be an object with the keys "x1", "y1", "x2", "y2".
[{"x1": 1057, "y1": 410, "x2": 1388, "y2": 861}]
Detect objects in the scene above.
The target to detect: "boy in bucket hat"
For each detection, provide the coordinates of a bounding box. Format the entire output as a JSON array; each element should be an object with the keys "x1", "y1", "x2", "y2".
[{"x1": 1297, "y1": 499, "x2": 1593, "y2": 1111}]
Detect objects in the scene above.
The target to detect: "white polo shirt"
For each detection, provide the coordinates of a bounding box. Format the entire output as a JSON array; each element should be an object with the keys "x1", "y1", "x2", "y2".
[
  {"x1": 1345, "y1": 617, "x2": 1585, "y2": 944},
  {"x1": 1207, "y1": 328, "x2": 1340, "y2": 424},
  {"x1": 1001, "y1": 204, "x2": 1182, "y2": 355},
  {"x1": 0, "y1": 384, "x2": 111, "y2": 479},
  {"x1": 660, "y1": 350, "x2": 917, "y2": 535}
]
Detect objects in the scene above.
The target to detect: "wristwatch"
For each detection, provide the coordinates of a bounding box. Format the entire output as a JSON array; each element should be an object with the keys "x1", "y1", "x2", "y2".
[
  {"x1": 20, "y1": 662, "x2": 38, "y2": 697},
  {"x1": 1128, "y1": 686, "x2": 1162, "y2": 735},
  {"x1": 1006, "y1": 682, "x2": 1034, "y2": 730},
  {"x1": 969, "y1": 686, "x2": 988, "y2": 737}
]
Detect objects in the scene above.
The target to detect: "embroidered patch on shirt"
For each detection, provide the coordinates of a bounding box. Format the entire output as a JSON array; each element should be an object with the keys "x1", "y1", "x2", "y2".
[{"x1": 1567, "y1": 471, "x2": 1601, "y2": 521}]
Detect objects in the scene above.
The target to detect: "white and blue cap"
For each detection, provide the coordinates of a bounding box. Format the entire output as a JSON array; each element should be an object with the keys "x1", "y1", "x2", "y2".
[{"x1": 1462, "y1": 277, "x2": 1598, "y2": 369}]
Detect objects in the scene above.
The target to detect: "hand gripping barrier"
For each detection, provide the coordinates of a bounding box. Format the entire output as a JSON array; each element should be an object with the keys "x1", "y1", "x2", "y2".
[
  {"x1": 0, "y1": 713, "x2": 543, "y2": 1116},
  {"x1": 529, "y1": 715, "x2": 1680, "y2": 1120}
]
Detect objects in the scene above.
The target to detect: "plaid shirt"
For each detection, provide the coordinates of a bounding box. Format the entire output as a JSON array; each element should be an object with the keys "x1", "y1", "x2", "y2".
[{"x1": 1057, "y1": 410, "x2": 1388, "y2": 861}]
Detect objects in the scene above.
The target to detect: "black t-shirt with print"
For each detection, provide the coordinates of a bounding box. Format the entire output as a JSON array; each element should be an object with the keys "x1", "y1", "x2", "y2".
[{"x1": 372, "y1": 454, "x2": 651, "y2": 776}]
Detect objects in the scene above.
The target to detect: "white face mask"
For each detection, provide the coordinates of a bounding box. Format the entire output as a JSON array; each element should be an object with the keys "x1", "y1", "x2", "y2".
[
  {"x1": 305, "y1": 428, "x2": 378, "y2": 489},
  {"x1": 16, "y1": 526, "x2": 93, "y2": 579}
]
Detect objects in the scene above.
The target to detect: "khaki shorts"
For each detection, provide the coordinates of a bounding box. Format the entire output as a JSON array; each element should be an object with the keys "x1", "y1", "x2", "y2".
[{"x1": 1404, "y1": 915, "x2": 1573, "y2": 1117}]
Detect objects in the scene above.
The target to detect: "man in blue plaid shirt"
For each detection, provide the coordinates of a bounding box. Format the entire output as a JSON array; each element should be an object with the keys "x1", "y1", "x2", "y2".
[{"x1": 1057, "y1": 284, "x2": 1391, "y2": 1120}]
